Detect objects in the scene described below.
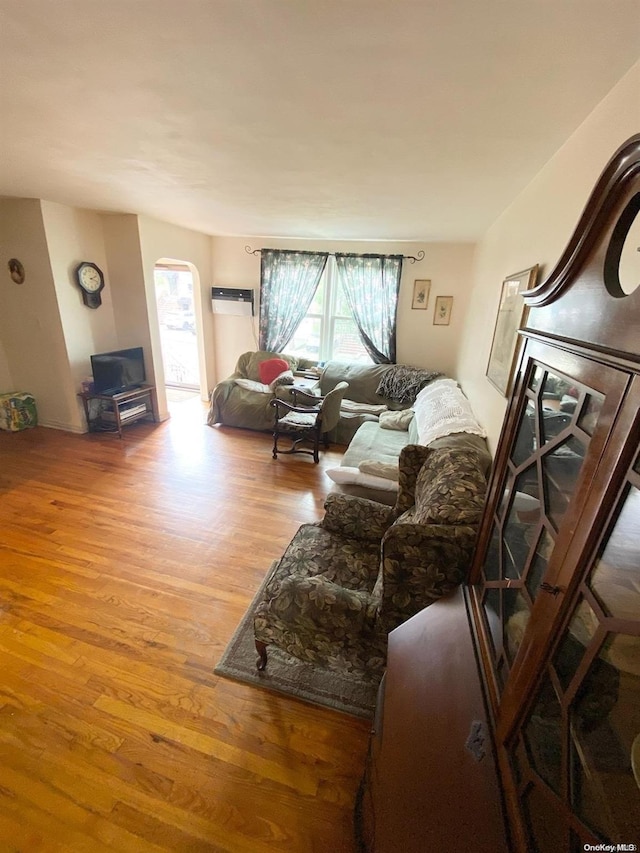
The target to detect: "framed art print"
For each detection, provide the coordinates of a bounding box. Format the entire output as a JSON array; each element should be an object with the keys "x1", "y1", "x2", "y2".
[
  {"x1": 433, "y1": 295, "x2": 453, "y2": 325},
  {"x1": 412, "y1": 279, "x2": 430, "y2": 309},
  {"x1": 486, "y1": 265, "x2": 539, "y2": 396}
]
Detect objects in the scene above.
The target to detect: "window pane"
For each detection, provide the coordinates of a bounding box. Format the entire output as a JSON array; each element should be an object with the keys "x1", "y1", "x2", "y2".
[
  {"x1": 334, "y1": 282, "x2": 351, "y2": 316},
  {"x1": 309, "y1": 279, "x2": 324, "y2": 315},
  {"x1": 331, "y1": 317, "x2": 371, "y2": 363},
  {"x1": 286, "y1": 317, "x2": 321, "y2": 360}
]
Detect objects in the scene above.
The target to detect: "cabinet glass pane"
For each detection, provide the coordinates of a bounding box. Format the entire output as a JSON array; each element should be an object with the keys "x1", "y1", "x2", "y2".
[
  {"x1": 483, "y1": 587, "x2": 502, "y2": 655},
  {"x1": 523, "y1": 671, "x2": 563, "y2": 795},
  {"x1": 504, "y1": 589, "x2": 530, "y2": 663},
  {"x1": 577, "y1": 394, "x2": 603, "y2": 437},
  {"x1": 553, "y1": 598, "x2": 598, "y2": 691},
  {"x1": 567, "y1": 480, "x2": 640, "y2": 844},
  {"x1": 521, "y1": 783, "x2": 568, "y2": 853},
  {"x1": 525, "y1": 529, "x2": 555, "y2": 602},
  {"x1": 570, "y1": 633, "x2": 640, "y2": 842},
  {"x1": 571, "y1": 482, "x2": 640, "y2": 843},
  {"x1": 512, "y1": 400, "x2": 537, "y2": 466},
  {"x1": 542, "y1": 435, "x2": 586, "y2": 530},
  {"x1": 589, "y1": 484, "x2": 640, "y2": 621},
  {"x1": 484, "y1": 527, "x2": 501, "y2": 582},
  {"x1": 476, "y1": 358, "x2": 611, "y2": 706}
]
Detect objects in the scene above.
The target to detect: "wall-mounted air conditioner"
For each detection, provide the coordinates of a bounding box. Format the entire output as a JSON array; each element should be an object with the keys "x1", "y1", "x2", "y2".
[{"x1": 211, "y1": 287, "x2": 255, "y2": 316}]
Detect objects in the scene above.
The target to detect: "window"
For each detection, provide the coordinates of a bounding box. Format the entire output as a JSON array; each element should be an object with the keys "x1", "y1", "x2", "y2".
[{"x1": 285, "y1": 258, "x2": 372, "y2": 364}]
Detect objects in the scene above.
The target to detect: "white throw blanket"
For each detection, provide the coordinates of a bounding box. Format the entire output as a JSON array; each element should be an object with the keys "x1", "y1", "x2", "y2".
[{"x1": 413, "y1": 379, "x2": 486, "y2": 445}]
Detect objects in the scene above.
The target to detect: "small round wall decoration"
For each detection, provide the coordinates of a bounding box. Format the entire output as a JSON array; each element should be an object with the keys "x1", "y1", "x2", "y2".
[{"x1": 8, "y1": 258, "x2": 25, "y2": 284}]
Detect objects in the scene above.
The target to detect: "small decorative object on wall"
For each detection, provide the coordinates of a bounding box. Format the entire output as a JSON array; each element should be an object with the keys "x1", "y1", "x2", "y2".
[
  {"x1": 486, "y1": 264, "x2": 539, "y2": 396},
  {"x1": 75, "y1": 261, "x2": 105, "y2": 309},
  {"x1": 433, "y1": 295, "x2": 453, "y2": 325},
  {"x1": 412, "y1": 279, "x2": 431, "y2": 309},
  {"x1": 8, "y1": 258, "x2": 25, "y2": 284}
]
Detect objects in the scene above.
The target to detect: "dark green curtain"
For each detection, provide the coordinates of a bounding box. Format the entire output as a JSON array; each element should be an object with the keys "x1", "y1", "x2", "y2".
[
  {"x1": 334, "y1": 253, "x2": 403, "y2": 363},
  {"x1": 259, "y1": 249, "x2": 328, "y2": 353}
]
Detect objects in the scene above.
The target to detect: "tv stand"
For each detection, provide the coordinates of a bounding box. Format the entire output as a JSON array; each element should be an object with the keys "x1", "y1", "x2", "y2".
[{"x1": 78, "y1": 384, "x2": 157, "y2": 438}]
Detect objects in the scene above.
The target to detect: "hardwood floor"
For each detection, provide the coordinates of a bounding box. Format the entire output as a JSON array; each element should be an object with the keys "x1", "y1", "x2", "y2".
[{"x1": 0, "y1": 399, "x2": 370, "y2": 852}]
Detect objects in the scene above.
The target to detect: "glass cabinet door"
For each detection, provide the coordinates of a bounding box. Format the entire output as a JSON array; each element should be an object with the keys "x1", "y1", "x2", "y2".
[
  {"x1": 510, "y1": 451, "x2": 640, "y2": 850},
  {"x1": 473, "y1": 344, "x2": 627, "y2": 695}
]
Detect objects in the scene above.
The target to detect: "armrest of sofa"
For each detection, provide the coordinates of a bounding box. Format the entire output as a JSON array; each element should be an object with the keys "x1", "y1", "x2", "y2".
[
  {"x1": 207, "y1": 377, "x2": 241, "y2": 425},
  {"x1": 262, "y1": 574, "x2": 374, "y2": 635},
  {"x1": 394, "y1": 444, "x2": 433, "y2": 514},
  {"x1": 377, "y1": 523, "x2": 478, "y2": 632},
  {"x1": 321, "y1": 493, "x2": 396, "y2": 540}
]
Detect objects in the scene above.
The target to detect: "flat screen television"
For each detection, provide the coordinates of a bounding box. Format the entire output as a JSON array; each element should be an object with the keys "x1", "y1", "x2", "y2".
[{"x1": 90, "y1": 346, "x2": 146, "y2": 395}]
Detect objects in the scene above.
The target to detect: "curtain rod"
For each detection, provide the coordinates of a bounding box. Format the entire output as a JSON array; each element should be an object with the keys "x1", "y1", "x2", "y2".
[{"x1": 244, "y1": 245, "x2": 425, "y2": 264}]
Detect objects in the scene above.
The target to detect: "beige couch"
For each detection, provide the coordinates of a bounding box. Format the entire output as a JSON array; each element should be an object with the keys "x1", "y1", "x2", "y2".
[
  {"x1": 208, "y1": 354, "x2": 441, "y2": 443},
  {"x1": 207, "y1": 351, "x2": 318, "y2": 432}
]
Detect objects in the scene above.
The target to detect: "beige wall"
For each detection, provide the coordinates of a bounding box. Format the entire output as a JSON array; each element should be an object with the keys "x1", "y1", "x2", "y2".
[
  {"x1": 41, "y1": 201, "x2": 118, "y2": 431},
  {"x1": 0, "y1": 202, "x2": 217, "y2": 431},
  {"x1": 0, "y1": 336, "x2": 11, "y2": 390},
  {"x1": 0, "y1": 198, "x2": 77, "y2": 430},
  {"x1": 457, "y1": 60, "x2": 640, "y2": 452},
  {"x1": 2, "y1": 61, "x2": 637, "y2": 440},
  {"x1": 209, "y1": 236, "x2": 474, "y2": 382}
]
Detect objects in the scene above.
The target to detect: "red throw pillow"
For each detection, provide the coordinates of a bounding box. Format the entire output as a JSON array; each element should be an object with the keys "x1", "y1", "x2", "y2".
[{"x1": 258, "y1": 358, "x2": 290, "y2": 386}]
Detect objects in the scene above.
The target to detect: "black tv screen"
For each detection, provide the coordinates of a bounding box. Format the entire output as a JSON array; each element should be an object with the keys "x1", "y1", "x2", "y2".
[{"x1": 91, "y1": 347, "x2": 146, "y2": 395}]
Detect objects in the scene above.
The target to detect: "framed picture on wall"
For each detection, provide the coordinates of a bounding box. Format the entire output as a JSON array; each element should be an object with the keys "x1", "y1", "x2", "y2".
[
  {"x1": 433, "y1": 295, "x2": 453, "y2": 325},
  {"x1": 411, "y1": 279, "x2": 431, "y2": 309},
  {"x1": 486, "y1": 265, "x2": 539, "y2": 396}
]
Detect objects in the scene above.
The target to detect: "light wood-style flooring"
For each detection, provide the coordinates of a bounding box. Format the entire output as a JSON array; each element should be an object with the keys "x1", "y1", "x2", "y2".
[{"x1": 0, "y1": 399, "x2": 370, "y2": 852}]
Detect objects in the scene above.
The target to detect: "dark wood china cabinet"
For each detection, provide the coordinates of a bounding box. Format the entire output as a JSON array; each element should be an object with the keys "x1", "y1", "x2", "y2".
[
  {"x1": 469, "y1": 134, "x2": 640, "y2": 851},
  {"x1": 357, "y1": 136, "x2": 639, "y2": 853}
]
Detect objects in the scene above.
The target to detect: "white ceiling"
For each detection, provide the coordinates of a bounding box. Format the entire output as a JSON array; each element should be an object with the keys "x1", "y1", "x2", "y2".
[{"x1": 1, "y1": 1, "x2": 639, "y2": 242}]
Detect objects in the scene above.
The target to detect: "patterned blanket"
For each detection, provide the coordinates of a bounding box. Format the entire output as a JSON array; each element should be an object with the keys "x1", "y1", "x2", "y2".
[{"x1": 376, "y1": 364, "x2": 443, "y2": 403}]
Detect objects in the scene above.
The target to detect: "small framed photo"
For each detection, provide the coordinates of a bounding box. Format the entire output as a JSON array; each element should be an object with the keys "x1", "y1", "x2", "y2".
[
  {"x1": 411, "y1": 279, "x2": 430, "y2": 310},
  {"x1": 433, "y1": 295, "x2": 453, "y2": 325},
  {"x1": 486, "y1": 265, "x2": 539, "y2": 396}
]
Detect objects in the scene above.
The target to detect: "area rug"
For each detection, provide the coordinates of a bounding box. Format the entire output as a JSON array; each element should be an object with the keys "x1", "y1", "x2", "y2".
[{"x1": 214, "y1": 564, "x2": 381, "y2": 719}]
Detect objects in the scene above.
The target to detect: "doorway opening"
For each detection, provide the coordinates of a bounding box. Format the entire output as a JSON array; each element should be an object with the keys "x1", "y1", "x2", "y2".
[{"x1": 154, "y1": 263, "x2": 200, "y2": 404}]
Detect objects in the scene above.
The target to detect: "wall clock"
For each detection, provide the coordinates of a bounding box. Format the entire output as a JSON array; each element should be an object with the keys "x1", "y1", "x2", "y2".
[{"x1": 75, "y1": 261, "x2": 105, "y2": 308}]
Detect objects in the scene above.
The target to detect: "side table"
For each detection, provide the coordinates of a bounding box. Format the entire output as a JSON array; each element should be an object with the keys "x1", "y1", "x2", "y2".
[{"x1": 78, "y1": 385, "x2": 157, "y2": 438}]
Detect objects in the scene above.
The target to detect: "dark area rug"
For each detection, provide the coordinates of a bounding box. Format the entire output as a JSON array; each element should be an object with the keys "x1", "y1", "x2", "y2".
[{"x1": 214, "y1": 564, "x2": 381, "y2": 719}]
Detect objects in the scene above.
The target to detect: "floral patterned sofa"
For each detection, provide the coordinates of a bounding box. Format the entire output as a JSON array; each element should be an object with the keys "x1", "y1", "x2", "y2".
[{"x1": 253, "y1": 443, "x2": 488, "y2": 675}]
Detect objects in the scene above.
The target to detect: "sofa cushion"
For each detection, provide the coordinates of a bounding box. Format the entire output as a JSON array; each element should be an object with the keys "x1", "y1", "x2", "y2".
[
  {"x1": 399, "y1": 447, "x2": 487, "y2": 526},
  {"x1": 341, "y1": 420, "x2": 411, "y2": 468},
  {"x1": 321, "y1": 362, "x2": 401, "y2": 407},
  {"x1": 241, "y1": 351, "x2": 299, "y2": 382},
  {"x1": 235, "y1": 378, "x2": 271, "y2": 393},
  {"x1": 269, "y1": 369, "x2": 295, "y2": 391},
  {"x1": 259, "y1": 357, "x2": 291, "y2": 385},
  {"x1": 358, "y1": 459, "x2": 399, "y2": 481},
  {"x1": 379, "y1": 409, "x2": 414, "y2": 431}
]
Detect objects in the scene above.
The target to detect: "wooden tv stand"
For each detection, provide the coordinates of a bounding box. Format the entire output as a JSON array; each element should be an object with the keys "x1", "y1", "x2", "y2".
[{"x1": 78, "y1": 384, "x2": 157, "y2": 438}]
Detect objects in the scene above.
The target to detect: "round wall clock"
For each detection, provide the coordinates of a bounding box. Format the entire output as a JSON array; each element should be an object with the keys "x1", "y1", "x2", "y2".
[
  {"x1": 8, "y1": 258, "x2": 25, "y2": 284},
  {"x1": 75, "y1": 261, "x2": 105, "y2": 309}
]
